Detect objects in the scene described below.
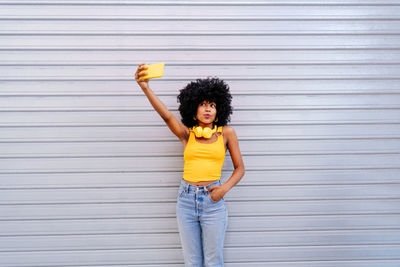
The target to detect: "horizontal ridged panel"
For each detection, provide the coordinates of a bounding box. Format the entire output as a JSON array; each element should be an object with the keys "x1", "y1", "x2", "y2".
[
  {"x1": 1, "y1": 124, "x2": 400, "y2": 141},
  {"x1": 2, "y1": 184, "x2": 400, "y2": 204},
  {"x1": 1, "y1": 154, "x2": 399, "y2": 172},
  {"x1": 1, "y1": 169, "x2": 400, "y2": 189},
  {"x1": 2, "y1": 246, "x2": 400, "y2": 266},
  {"x1": 1, "y1": 94, "x2": 400, "y2": 110},
  {"x1": 1, "y1": 110, "x2": 400, "y2": 126},
  {"x1": 2, "y1": 21, "x2": 400, "y2": 34},
  {"x1": 2, "y1": 230, "x2": 400, "y2": 251},
  {"x1": 1, "y1": 51, "x2": 400, "y2": 68},
  {"x1": 1, "y1": 80, "x2": 400, "y2": 95},
  {"x1": 2, "y1": 65, "x2": 400, "y2": 80},
  {"x1": 2, "y1": 139, "x2": 400, "y2": 156},
  {"x1": 1, "y1": 214, "x2": 399, "y2": 235},
  {"x1": 1, "y1": 4, "x2": 399, "y2": 18},
  {"x1": 2, "y1": 200, "x2": 400, "y2": 219},
  {"x1": 1, "y1": 0, "x2": 400, "y2": 4}
]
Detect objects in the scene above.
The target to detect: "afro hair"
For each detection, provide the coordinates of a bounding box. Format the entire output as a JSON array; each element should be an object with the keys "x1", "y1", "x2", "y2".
[{"x1": 177, "y1": 77, "x2": 233, "y2": 128}]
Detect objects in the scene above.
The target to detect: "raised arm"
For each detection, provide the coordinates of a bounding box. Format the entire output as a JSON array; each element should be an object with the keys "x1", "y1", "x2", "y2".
[{"x1": 135, "y1": 63, "x2": 189, "y2": 141}]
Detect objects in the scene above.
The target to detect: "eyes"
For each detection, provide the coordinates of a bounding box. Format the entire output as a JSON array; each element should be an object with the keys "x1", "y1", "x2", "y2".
[{"x1": 200, "y1": 102, "x2": 216, "y2": 108}]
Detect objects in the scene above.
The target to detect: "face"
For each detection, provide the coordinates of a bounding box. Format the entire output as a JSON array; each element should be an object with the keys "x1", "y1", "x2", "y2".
[{"x1": 196, "y1": 100, "x2": 217, "y2": 126}]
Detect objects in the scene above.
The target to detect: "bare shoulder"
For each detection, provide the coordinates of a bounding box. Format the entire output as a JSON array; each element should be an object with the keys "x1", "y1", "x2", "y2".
[
  {"x1": 222, "y1": 125, "x2": 235, "y2": 133},
  {"x1": 222, "y1": 125, "x2": 237, "y2": 140}
]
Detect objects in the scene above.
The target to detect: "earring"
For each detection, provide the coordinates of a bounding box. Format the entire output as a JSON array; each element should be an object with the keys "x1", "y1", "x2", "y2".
[
  {"x1": 214, "y1": 118, "x2": 218, "y2": 122},
  {"x1": 193, "y1": 116, "x2": 197, "y2": 121}
]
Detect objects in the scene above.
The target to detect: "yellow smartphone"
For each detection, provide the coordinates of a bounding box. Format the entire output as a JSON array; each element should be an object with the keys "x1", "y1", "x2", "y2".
[{"x1": 139, "y1": 62, "x2": 165, "y2": 79}]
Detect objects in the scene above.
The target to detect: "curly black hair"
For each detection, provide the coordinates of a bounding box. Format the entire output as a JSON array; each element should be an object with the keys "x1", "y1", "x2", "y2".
[{"x1": 177, "y1": 77, "x2": 233, "y2": 128}]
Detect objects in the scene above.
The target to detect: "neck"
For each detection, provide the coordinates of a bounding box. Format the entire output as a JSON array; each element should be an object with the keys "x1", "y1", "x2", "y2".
[{"x1": 197, "y1": 122, "x2": 214, "y2": 128}]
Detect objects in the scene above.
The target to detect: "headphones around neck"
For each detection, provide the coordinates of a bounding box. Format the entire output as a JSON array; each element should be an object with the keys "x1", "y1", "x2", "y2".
[{"x1": 192, "y1": 125, "x2": 217, "y2": 139}]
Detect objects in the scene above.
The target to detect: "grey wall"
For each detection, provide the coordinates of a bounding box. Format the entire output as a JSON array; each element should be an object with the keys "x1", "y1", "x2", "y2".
[{"x1": 1, "y1": 1, "x2": 400, "y2": 266}]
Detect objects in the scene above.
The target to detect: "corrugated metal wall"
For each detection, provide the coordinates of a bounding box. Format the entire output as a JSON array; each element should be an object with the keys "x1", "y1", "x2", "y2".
[{"x1": 1, "y1": 0, "x2": 400, "y2": 266}]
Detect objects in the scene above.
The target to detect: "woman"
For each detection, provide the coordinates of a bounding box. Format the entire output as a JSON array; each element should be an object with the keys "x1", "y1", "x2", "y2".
[{"x1": 135, "y1": 63, "x2": 245, "y2": 267}]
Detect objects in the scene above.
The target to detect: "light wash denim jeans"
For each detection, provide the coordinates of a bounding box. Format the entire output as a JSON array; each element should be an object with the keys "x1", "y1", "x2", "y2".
[{"x1": 176, "y1": 178, "x2": 228, "y2": 267}]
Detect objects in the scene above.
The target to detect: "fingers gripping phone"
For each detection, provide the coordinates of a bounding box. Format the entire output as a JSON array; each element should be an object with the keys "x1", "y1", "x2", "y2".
[{"x1": 139, "y1": 62, "x2": 165, "y2": 79}]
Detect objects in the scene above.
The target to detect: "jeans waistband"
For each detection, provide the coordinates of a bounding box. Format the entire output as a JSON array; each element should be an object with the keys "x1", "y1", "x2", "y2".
[{"x1": 180, "y1": 179, "x2": 221, "y2": 193}]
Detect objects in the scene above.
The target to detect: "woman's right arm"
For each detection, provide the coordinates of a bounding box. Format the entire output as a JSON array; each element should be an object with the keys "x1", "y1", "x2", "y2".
[{"x1": 135, "y1": 63, "x2": 189, "y2": 141}]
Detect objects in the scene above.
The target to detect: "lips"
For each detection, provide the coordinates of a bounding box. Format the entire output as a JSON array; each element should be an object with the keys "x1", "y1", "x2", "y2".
[{"x1": 204, "y1": 114, "x2": 210, "y2": 118}]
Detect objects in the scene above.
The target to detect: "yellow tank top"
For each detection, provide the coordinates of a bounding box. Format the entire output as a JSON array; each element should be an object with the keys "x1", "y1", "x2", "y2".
[{"x1": 183, "y1": 126, "x2": 226, "y2": 182}]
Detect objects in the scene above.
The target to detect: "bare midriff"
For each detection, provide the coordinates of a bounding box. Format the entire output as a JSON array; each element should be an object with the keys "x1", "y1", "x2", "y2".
[{"x1": 183, "y1": 179, "x2": 219, "y2": 186}]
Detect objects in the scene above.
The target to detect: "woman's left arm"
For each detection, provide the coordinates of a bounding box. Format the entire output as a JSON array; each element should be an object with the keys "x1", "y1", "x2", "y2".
[
  {"x1": 221, "y1": 126, "x2": 245, "y2": 193},
  {"x1": 206, "y1": 126, "x2": 245, "y2": 200}
]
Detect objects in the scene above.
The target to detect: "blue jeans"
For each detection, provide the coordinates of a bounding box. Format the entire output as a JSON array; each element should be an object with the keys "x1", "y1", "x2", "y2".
[{"x1": 176, "y1": 179, "x2": 228, "y2": 267}]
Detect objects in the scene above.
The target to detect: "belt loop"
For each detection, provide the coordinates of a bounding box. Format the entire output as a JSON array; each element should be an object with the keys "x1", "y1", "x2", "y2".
[{"x1": 185, "y1": 183, "x2": 189, "y2": 193}]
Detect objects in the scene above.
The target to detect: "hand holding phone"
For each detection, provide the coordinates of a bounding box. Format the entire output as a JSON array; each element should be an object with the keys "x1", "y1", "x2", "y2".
[{"x1": 139, "y1": 62, "x2": 165, "y2": 79}]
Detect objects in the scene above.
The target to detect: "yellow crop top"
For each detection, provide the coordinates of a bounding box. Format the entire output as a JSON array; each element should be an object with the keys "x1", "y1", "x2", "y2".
[{"x1": 183, "y1": 126, "x2": 226, "y2": 182}]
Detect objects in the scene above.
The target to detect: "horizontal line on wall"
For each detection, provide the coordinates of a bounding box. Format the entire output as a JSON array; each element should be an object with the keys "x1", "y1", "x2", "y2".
[
  {"x1": 1, "y1": 46, "x2": 400, "y2": 51},
  {"x1": 0, "y1": 169, "x2": 397, "y2": 179},
  {"x1": 13, "y1": 222, "x2": 400, "y2": 232},
  {"x1": 11, "y1": 245, "x2": 400, "y2": 257},
  {"x1": 1, "y1": 167, "x2": 399, "y2": 175},
  {"x1": 0, "y1": 170, "x2": 395, "y2": 181},
  {"x1": 224, "y1": 260, "x2": 400, "y2": 265},
  {"x1": 2, "y1": 214, "x2": 400, "y2": 224},
  {"x1": 0, "y1": 122, "x2": 398, "y2": 128},
  {"x1": 1, "y1": 228, "x2": 400, "y2": 239},
  {"x1": 2, "y1": 186, "x2": 400, "y2": 194},
  {"x1": 2, "y1": 182, "x2": 400, "y2": 191},
  {"x1": 2, "y1": 106, "x2": 400, "y2": 112},
  {"x1": 1, "y1": 31, "x2": 400, "y2": 36},
  {"x1": 2, "y1": 91, "x2": 400, "y2": 97},
  {"x1": 2, "y1": 151, "x2": 399, "y2": 159},
  {"x1": 2, "y1": 244, "x2": 400, "y2": 254},
  {"x1": 2, "y1": 197, "x2": 400, "y2": 206},
  {"x1": 2, "y1": 212, "x2": 400, "y2": 222},
  {"x1": 1, "y1": 1, "x2": 400, "y2": 6},
  {"x1": 3, "y1": 231, "x2": 400, "y2": 241},
  {"x1": 1, "y1": 121, "x2": 400, "y2": 127},
  {"x1": 2, "y1": 16, "x2": 400, "y2": 21},
  {"x1": 2, "y1": 196, "x2": 400, "y2": 205},
  {"x1": 2, "y1": 76, "x2": 400, "y2": 81},
  {"x1": 2, "y1": 136, "x2": 400, "y2": 143},
  {"x1": 3, "y1": 61, "x2": 400, "y2": 66},
  {"x1": 2, "y1": 228, "x2": 400, "y2": 237}
]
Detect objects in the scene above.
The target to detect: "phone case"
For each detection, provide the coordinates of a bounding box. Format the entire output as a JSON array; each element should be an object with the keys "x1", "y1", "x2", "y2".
[{"x1": 139, "y1": 62, "x2": 165, "y2": 79}]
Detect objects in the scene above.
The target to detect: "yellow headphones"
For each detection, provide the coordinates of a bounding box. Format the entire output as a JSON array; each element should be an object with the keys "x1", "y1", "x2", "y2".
[{"x1": 192, "y1": 125, "x2": 217, "y2": 139}]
